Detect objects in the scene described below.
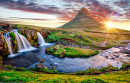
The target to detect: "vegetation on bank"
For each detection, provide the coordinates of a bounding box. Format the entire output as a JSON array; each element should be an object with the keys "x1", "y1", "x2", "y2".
[
  {"x1": 45, "y1": 30, "x2": 130, "y2": 49},
  {"x1": 46, "y1": 45, "x2": 99, "y2": 58},
  {"x1": 0, "y1": 65, "x2": 130, "y2": 83}
]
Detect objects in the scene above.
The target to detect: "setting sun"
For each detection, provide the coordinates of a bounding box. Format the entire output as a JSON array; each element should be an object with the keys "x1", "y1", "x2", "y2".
[{"x1": 106, "y1": 22, "x2": 113, "y2": 28}]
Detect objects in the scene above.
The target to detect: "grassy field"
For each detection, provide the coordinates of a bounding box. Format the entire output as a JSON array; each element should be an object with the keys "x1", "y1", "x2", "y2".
[
  {"x1": 46, "y1": 45, "x2": 99, "y2": 58},
  {"x1": 0, "y1": 69, "x2": 130, "y2": 83},
  {"x1": 13, "y1": 24, "x2": 130, "y2": 49}
]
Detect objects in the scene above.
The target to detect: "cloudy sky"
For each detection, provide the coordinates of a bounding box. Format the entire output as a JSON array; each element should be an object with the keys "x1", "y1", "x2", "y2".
[{"x1": 0, "y1": 0, "x2": 130, "y2": 30}]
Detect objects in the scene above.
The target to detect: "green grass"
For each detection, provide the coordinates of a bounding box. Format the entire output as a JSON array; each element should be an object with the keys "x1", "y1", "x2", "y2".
[
  {"x1": 46, "y1": 45, "x2": 99, "y2": 58},
  {"x1": 0, "y1": 69, "x2": 130, "y2": 83},
  {"x1": 76, "y1": 66, "x2": 119, "y2": 75}
]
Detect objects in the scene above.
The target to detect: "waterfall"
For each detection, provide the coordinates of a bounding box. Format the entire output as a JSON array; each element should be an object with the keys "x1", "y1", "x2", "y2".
[
  {"x1": 4, "y1": 33, "x2": 13, "y2": 55},
  {"x1": 37, "y1": 32, "x2": 46, "y2": 46},
  {"x1": 13, "y1": 30, "x2": 35, "y2": 52}
]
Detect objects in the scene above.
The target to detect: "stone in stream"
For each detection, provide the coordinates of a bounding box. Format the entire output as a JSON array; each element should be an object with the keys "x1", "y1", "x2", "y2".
[
  {"x1": 113, "y1": 54, "x2": 119, "y2": 58},
  {"x1": 52, "y1": 66, "x2": 55, "y2": 70},
  {"x1": 110, "y1": 57, "x2": 115, "y2": 60},
  {"x1": 125, "y1": 43, "x2": 130, "y2": 50},
  {"x1": 127, "y1": 54, "x2": 130, "y2": 57},
  {"x1": 36, "y1": 63, "x2": 47, "y2": 69},
  {"x1": 40, "y1": 59, "x2": 46, "y2": 63}
]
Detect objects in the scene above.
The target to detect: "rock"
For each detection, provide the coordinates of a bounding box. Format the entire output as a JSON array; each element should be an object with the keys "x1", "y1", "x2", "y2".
[
  {"x1": 36, "y1": 63, "x2": 47, "y2": 69},
  {"x1": 125, "y1": 43, "x2": 130, "y2": 50},
  {"x1": 75, "y1": 35, "x2": 80, "y2": 38},
  {"x1": 59, "y1": 54, "x2": 65, "y2": 58},
  {"x1": 53, "y1": 48, "x2": 56, "y2": 52},
  {"x1": 79, "y1": 36, "x2": 84, "y2": 39},
  {"x1": 28, "y1": 67, "x2": 33, "y2": 70},
  {"x1": 113, "y1": 54, "x2": 119, "y2": 58},
  {"x1": 100, "y1": 41, "x2": 106, "y2": 47},
  {"x1": 59, "y1": 50, "x2": 66, "y2": 58},
  {"x1": 110, "y1": 57, "x2": 115, "y2": 60},
  {"x1": 105, "y1": 56, "x2": 109, "y2": 59},
  {"x1": 0, "y1": 32, "x2": 4, "y2": 46},
  {"x1": 52, "y1": 66, "x2": 55, "y2": 70},
  {"x1": 4, "y1": 76, "x2": 9, "y2": 80},
  {"x1": 127, "y1": 54, "x2": 130, "y2": 57},
  {"x1": 40, "y1": 59, "x2": 46, "y2": 63}
]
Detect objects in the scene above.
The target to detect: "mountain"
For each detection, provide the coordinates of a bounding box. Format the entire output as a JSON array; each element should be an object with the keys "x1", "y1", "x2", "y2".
[
  {"x1": 59, "y1": 8, "x2": 105, "y2": 31},
  {"x1": 59, "y1": 8, "x2": 130, "y2": 33}
]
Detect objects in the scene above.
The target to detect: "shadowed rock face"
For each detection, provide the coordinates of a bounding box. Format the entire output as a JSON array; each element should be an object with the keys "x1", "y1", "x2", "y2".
[
  {"x1": 0, "y1": 32, "x2": 9, "y2": 57},
  {"x1": 60, "y1": 8, "x2": 105, "y2": 31}
]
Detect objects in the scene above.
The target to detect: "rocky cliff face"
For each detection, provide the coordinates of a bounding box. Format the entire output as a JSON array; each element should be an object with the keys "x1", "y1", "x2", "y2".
[
  {"x1": 0, "y1": 28, "x2": 53, "y2": 58},
  {"x1": 0, "y1": 32, "x2": 9, "y2": 57}
]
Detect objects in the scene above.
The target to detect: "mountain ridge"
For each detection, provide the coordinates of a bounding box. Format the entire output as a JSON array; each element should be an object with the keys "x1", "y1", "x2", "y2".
[{"x1": 59, "y1": 8, "x2": 130, "y2": 33}]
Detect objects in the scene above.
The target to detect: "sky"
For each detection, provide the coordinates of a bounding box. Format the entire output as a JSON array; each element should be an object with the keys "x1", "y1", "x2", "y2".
[{"x1": 0, "y1": 0, "x2": 130, "y2": 30}]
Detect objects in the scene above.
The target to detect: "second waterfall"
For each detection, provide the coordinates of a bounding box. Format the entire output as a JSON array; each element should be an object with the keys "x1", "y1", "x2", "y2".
[{"x1": 13, "y1": 30, "x2": 35, "y2": 52}]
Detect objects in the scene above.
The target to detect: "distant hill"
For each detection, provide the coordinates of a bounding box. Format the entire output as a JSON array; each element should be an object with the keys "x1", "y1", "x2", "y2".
[{"x1": 59, "y1": 8, "x2": 130, "y2": 33}]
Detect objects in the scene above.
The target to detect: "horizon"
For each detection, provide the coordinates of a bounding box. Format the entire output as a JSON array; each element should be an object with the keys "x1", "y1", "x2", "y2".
[{"x1": 0, "y1": 0, "x2": 130, "y2": 30}]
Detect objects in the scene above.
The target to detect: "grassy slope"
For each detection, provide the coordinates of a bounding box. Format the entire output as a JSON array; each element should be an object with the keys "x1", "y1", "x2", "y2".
[
  {"x1": 0, "y1": 70, "x2": 130, "y2": 83},
  {"x1": 46, "y1": 45, "x2": 99, "y2": 58},
  {"x1": 46, "y1": 30, "x2": 130, "y2": 48}
]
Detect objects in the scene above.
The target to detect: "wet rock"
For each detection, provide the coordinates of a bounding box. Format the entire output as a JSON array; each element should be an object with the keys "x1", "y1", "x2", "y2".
[
  {"x1": 125, "y1": 43, "x2": 130, "y2": 50},
  {"x1": 53, "y1": 48, "x2": 56, "y2": 52},
  {"x1": 105, "y1": 56, "x2": 109, "y2": 59},
  {"x1": 36, "y1": 63, "x2": 47, "y2": 69},
  {"x1": 59, "y1": 50, "x2": 66, "y2": 58},
  {"x1": 52, "y1": 66, "x2": 55, "y2": 70},
  {"x1": 59, "y1": 54, "x2": 65, "y2": 58},
  {"x1": 40, "y1": 59, "x2": 46, "y2": 63},
  {"x1": 28, "y1": 67, "x2": 33, "y2": 70},
  {"x1": 113, "y1": 54, "x2": 119, "y2": 58},
  {"x1": 127, "y1": 54, "x2": 130, "y2": 57},
  {"x1": 110, "y1": 57, "x2": 115, "y2": 60}
]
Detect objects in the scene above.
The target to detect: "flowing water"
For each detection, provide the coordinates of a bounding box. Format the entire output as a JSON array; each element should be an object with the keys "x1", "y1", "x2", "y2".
[
  {"x1": 37, "y1": 32, "x2": 45, "y2": 46},
  {"x1": 4, "y1": 32, "x2": 13, "y2": 55},
  {"x1": 37, "y1": 32, "x2": 51, "y2": 46},
  {"x1": 13, "y1": 30, "x2": 35, "y2": 52},
  {"x1": 3, "y1": 31, "x2": 124, "y2": 73},
  {"x1": 3, "y1": 43, "x2": 123, "y2": 73}
]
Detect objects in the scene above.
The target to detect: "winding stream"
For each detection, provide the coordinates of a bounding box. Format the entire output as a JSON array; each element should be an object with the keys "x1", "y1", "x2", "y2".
[{"x1": 3, "y1": 43, "x2": 124, "y2": 73}]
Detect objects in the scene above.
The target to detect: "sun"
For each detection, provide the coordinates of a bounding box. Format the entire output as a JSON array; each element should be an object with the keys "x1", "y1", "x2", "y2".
[{"x1": 106, "y1": 22, "x2": 113, "y2": 28}]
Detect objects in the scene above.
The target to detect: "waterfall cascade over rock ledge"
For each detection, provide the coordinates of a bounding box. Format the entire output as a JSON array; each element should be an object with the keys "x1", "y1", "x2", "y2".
[{"x1": 37, "y1": 32, "x2": 51, "y2": 46}]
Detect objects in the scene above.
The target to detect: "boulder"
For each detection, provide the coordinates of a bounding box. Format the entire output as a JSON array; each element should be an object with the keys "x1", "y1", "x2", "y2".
[
  {"x1": 36, "y1": 63, "x2": 47, "y2": 69},
  {"x1": 127, "y1": 54, "x2": 130, "y2": 57},
  {"x1": 0, "y1": 32, "x2": 4, "y2": 46},
  {"x1": 40, "y1": 59, "x2": 46, "y2": 63},
  {"x1": 52, "y1": 66, "x2": 55, "y2": 70},
  {"x1": 125, "y1": 43, "x2": 130, "y2": 50}
]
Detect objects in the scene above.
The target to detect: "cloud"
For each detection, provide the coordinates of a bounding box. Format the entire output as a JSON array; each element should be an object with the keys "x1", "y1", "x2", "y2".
[{"x1": 0, "y1": 0, "x2": 129, "y2": 22}]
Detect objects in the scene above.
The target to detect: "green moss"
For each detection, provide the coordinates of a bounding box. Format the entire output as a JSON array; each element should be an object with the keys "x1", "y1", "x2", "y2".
[
  {"x1": 17, "y1": 31, "x2": 21, "y2": 34},
  {"x1": 0, "y1": 26, "x2": 2, "y2": 29},
  {"x1": 10, "y1": 33, "x2": 16, "y2": 40},
  {"x1": 46, "y1": 45, "x2": 99, "y2": 58},
  {"x1": 0, "y1": 69, "x2": 130, "y2": 83},
  {"x1": 76, "y1": 68, "x2": 101, "y2": 75},
  {"x1": 80, "y1": 78, "x2": 108, "y2": 83},
  {"x1": 40, "y1": 68, "x2": 58, "y2": 74}
]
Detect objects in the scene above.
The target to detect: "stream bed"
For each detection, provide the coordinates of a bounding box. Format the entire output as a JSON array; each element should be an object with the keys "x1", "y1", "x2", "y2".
[{"x1": 3, "y1": 43, "x2": 127, "y2": 73}]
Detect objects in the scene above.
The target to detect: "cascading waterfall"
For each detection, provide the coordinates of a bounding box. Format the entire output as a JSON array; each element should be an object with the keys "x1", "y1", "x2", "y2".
[
  {"x1": 37, "y1": 32, "x2": 46, "y2": 46},
  {"x1": 4, "y1": 32, "x2": 13, "y2": 55},
  {"x1": 13, "y1": 30, "x2": 35, "y2": 52}
]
